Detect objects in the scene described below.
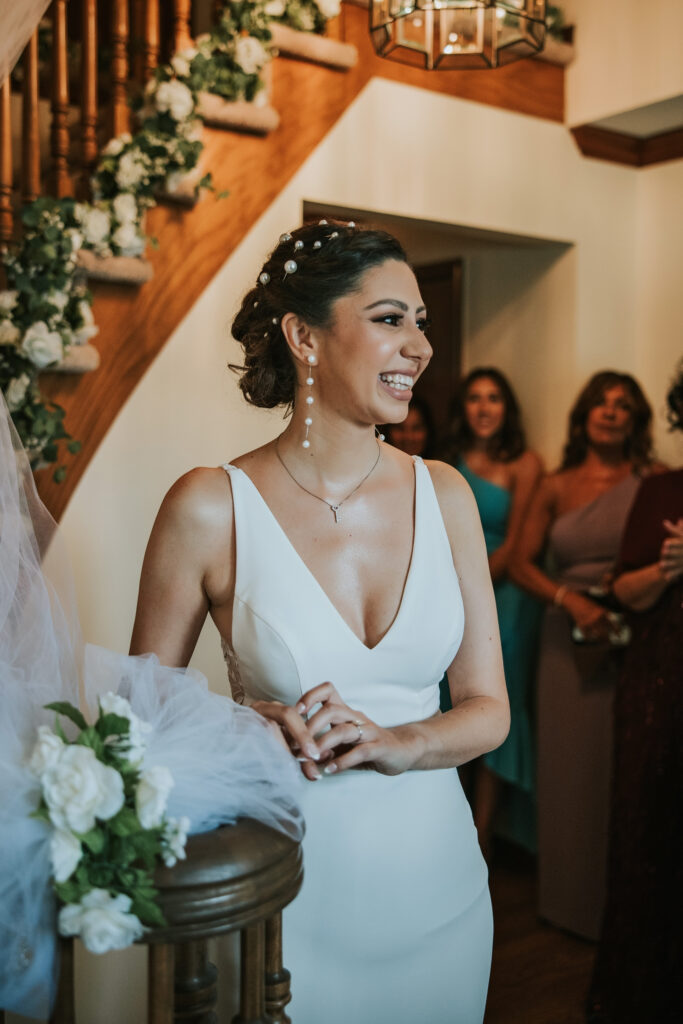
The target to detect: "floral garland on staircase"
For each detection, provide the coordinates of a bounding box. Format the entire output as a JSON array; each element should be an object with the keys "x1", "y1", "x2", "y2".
[{"x1": 0, "y1": 0, "x2": 340, "y2": 479}]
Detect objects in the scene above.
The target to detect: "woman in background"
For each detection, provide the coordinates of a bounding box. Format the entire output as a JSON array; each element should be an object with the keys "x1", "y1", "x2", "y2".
[
  {"x1": 511, "y1": 370, "x2": 657, "y2": 940},
  {"x1": 587, "y1": 366, "x2": 683, "y2": 1023},
  {"x1": 444, "y1": 368, "x2": 543, "y2": 859},
  {"x1": 383, "y1": 395, "x2": 437, "y2": 458}
]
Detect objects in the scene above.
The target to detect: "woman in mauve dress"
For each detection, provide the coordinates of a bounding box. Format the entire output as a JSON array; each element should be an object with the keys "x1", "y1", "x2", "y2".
[
  {"x1": 510, "y1": 370, "x2": 659, "y2": 940},
  {"x1": 587, "y1": 366, "x2": 683, "y2": 1023}
]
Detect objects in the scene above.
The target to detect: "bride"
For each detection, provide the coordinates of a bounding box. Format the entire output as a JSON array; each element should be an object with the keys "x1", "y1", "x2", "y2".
[{"x1": 130, "y1": 221, "x2": 509, "y2": 1022}]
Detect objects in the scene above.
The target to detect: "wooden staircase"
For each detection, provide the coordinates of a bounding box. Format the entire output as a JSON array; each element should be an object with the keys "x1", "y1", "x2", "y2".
[{"x1": 7, "y1": 3, "x2": 564, "y2": 521}]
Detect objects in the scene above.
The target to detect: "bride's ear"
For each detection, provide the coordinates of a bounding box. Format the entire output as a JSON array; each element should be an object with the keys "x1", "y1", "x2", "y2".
[{"x1": 281, "y1": 313, "x2": 319, "y2": 372}]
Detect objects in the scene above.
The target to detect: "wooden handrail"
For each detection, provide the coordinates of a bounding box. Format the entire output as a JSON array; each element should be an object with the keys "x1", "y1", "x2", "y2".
[
  {"x1": 80, "y1": 0, "x2": 98, "y2": 196},
  {"x1": 22, "y1": 29, "x2": 40, "y2": 204},
  {"x1": 50, "y1": 0, "x2": 71, "y2": 198},
  {"x1": 111, "y1": 0, "x2": 131, "y2": 138}
]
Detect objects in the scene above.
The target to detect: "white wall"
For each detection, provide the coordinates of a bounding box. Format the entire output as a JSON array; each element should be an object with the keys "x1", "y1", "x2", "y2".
[
  {"x1": 51, "y1": 76, "x2": 681, "y2": 1023},
  {"x1": 566, "y1": 0, "x2": 683, "y2": 126}
]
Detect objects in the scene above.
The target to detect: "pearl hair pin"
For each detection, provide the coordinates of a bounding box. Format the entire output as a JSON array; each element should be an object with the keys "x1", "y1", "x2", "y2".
[
  {"x1": 259, "y1": 272, "x2": 270, "y2": 285},
  {"x1": 284, "y1": 259, "x2": 298, "y2": 277}
]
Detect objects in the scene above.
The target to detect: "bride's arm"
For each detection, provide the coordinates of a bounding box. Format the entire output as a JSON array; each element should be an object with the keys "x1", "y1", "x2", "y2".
[
  {"x1": 299, "y1": 462, "x2": 510, "y2": 775},
  {"x1": 129, "y1": 467, "x2": 234, "y2": 666}
]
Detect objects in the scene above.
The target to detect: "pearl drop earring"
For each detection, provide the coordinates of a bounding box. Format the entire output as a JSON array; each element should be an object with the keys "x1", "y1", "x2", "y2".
[{"x1": 303, "y1": 354, "x2": 316, "y2": 450}]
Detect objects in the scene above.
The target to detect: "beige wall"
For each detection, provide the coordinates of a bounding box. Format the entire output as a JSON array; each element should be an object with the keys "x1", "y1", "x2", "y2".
[
  {"x1": 48, "y1": 76, "x2": 682, "y2": 1023},
  {"x1": 566, "y1": 0, "x2": 683, "y2": 125}
]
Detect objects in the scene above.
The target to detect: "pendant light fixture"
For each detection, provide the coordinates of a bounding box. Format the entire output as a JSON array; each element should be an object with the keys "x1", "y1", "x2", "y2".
[{"x1": 369, "y1": 1, "x2": 547, "y2": 70}]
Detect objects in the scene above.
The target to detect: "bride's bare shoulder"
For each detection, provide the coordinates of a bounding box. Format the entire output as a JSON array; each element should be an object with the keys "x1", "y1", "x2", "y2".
[{"x1": 157, "y1": 466, "x2": 234, "y2": 541}]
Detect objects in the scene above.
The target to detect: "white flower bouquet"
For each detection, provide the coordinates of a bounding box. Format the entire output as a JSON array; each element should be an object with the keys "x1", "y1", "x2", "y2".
[
  {"x1": 185, "y1": 2, "x2": 275, "y2": 105},
  {"x1": 29, "y1": 693, "x2": 189, "y2": 953},
  {"x1": 267, "y1": 0, "x2": 341, "y2": 34}
]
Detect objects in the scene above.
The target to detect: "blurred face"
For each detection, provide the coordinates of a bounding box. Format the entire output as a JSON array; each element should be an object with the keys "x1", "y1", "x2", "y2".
[
  {"x1": 585, "y1": 384, "x2": 634, "y2": 449},
  {"x1": 388, "y1": 406, "x2": 429, "y2": 456},
  {"x1": 314, "y1": 260, "x2": 433, "y2": 427},
  {"x1": 464, "y1": 376, "x2": 506, "y2": 442}
]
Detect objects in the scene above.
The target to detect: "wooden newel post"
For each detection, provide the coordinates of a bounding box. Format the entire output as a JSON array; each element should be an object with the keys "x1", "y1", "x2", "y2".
[
  {"x1": 50, "y1": 0, "x2": 72, "y2": 197},
  {"x1": 110, "y1": 0, "x2": 130, "y2": 138},
  {"x1": 233, "y1": 922, "x2": 270, "y2": 1024},
  {"x1": 22, "y1": 30, "x2": 41, "y2": 204},
  {"x1": 0, "y1": 78, "x2": 13, "y2": 244},
  {"x1": 80, "y1": 0, "x2": 98, "y2": 197}
]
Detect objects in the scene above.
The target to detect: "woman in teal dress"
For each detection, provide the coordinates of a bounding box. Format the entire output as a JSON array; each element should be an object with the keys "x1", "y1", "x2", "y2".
[{"x1": 443, "y1": 368, "x2": 542, "y2": 857}]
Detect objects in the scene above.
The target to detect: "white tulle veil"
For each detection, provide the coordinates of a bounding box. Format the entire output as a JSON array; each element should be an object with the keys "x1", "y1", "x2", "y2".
[
  {"x1": 0, "y1": 396, "x2": 304, "y2": 1019},
  {"x1": 0, "y1": 0, "x2": 53, "y2": 87}
]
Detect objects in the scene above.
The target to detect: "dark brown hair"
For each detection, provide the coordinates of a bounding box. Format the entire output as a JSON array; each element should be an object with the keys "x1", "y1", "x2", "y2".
[
  {"x1": 560, "y1": 370, "x2": 653, "y2": 469},
  {"x1": 666, "y1": 360, "x2": 683, "y2": 432},
  {"x1": 230, "y1": 222, "x2": 408, "y2": 409},
  {"x1": 443, "y1": 367, "x2": 526, "y2": 464}
]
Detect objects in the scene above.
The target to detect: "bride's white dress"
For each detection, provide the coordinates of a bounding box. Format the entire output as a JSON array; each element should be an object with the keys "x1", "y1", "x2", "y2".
[{"x1": 221, "y1": 457, "x2": 493, "y2": 1023}]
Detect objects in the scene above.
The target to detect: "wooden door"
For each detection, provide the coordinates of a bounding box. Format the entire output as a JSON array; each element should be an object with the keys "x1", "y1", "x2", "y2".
[{"x1": 413, "y1": 260, "x2": 463, "y2": 449}]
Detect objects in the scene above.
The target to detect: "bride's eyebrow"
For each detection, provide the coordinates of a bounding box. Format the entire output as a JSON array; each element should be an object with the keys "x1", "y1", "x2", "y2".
[{"x1": 363, "y1": 299, "x2": 427, "y2": 314}]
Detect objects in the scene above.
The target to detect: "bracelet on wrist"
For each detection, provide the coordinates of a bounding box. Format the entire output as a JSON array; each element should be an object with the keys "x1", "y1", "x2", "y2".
[{"x1": 553, "y1": 584, "x2": 569, "y2": 608}]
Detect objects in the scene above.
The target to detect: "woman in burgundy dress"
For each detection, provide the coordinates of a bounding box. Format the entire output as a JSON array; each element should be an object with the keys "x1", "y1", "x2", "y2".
[{"x1": 587, "y1": 366, "x2": 683, "y2": 1023}]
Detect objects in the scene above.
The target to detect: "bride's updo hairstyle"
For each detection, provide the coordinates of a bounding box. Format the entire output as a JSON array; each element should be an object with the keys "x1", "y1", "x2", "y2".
[{"x1": 231, "y1": 221, "x2": 408, "y2": 409}]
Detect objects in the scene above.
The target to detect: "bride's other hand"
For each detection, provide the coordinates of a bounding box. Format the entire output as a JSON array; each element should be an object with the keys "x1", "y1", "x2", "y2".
[
  {"x1": 251, "y1": 698, "x2": 324, "y2": 781},
  {"x1": 296, "y1": 682, "x2": 421, "y2": 777}
]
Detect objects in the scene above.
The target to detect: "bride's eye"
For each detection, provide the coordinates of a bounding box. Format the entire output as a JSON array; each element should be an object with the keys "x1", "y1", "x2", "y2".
[
  {"x1": 373, "y1": 313, "x2": 403, "y2": 326},
  {"x1": 417, "y1": 317, "x2": 431, "y2": 334}
]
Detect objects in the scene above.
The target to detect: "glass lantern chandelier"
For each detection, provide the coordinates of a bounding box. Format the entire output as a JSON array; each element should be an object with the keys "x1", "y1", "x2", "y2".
[{"x1": 369, "y1": 1, "x2": 547, "y2": 70}]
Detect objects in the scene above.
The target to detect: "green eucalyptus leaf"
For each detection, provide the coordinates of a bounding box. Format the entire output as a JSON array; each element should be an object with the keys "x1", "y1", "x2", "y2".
[{"x1": 44, "y1": 701, "x2": 88, "y2": 732}]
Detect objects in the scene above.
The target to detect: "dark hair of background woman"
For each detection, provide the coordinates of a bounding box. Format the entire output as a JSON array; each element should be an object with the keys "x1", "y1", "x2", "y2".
[
  {"x1": 382, "y1": 396, "x2": 438, "y2": 459},
  {"x1": 561, "y1": 370, "x2": 654, "y2": 470},
  {"x1": 666, "y1": 360, "x2": 683, "y2": 432},
  {"x1": 443, "y1": 367, "x2": 526, "y2": 464},
  {"x1": 231, "y1": 222, "x2": 408, "y2": 410}
]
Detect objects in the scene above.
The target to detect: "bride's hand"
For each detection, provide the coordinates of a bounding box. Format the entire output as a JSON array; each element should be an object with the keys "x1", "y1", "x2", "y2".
[
  {"x1": 296, "y1": 682, "x2": 421, "y2": 778},
  {"x1": 251, "y1": 698, "x2": 325, "y2": 782}
]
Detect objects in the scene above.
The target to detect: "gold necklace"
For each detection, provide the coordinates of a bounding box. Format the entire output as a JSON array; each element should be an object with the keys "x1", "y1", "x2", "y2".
[{"x1": 275, "y1": 438, "x2": 381, "y2": 524}]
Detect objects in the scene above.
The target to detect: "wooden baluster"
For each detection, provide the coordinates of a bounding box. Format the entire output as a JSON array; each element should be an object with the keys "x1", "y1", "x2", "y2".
[
  {"x1": 22, "y1": 29, "x2": 41, "y2": 205},
  {"x1": 264, "y1": 913, "x2": 293, "y2": 1024},
  {"x1": 144, "y1": 0, "x2": 161, "y2": 81},
  {"x1": 173, "y1": 939, "x2": 218, "y2": 1023},
  {"x1": 0, "y1": 78, "x2": 13, "y2": 244},
  {"x1": 234, "y1": 922, "x2": 269, "y2": 1024},
  {"x1": 80, "y1": 0, "x2": 98, "y2": 197},
  {"x1": 110, "y1": 0, "x2": 130, "y2": 137},
  {"x1": 147, "y1": 944, "x2": 174, "y2": 1024},
  {"x1": 50, "y1": 0, "x2": 72, "y2": 197},
  {"x1": 131, "y1": 0, "x2": 145, "y2": 84},
  {"x1": 48, "y1": 937, "x2": 76, "y2": 1024},
  {"x1": 173, "y1": 0, "x2": 193, "y2": 53}
]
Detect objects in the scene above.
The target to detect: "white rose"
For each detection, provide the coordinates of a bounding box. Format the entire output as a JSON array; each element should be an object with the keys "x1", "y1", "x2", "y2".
[
  {"x1": 50, "y1": 829, "x2": 83, "y2": 882},
  {"x1": 5, "y1": 373, "x2": 30, "y2": 412},
  {"x1": 171, "y1": 55, "x2": 191, "y2": 78},
  {"x1": 21, "y1": 321, "x2": 64, "y2": 369},
  {"x1": 0, "y1": 319, "x2": 21, "y2": 346},
  {"x1": 102, "y1": 132, "x2": 132, "y2": 157},
  {"x1": 112, "y1": 222, "x2": 145, "y2": 258},
  {"x1": 67, "y1": 228, "x2": 83, "y2": 253},
  {"x1": 112, "y1": 192, "x2": 139, "y2": 225},
  {"x1": 0, "y1": 289, "x2": 18, "y2": 312},
  {"x1": 136, "y1": 765, "x2": 174, "y2": 829},
  {"x1": 99, "y1": 691, "x2": 151, "y2": 763},
  {"x1": 265, "y1": 0, "x2": 286, "y2": 15},
  {"x1": 59, "y1": 889, "x2": 144, "y2": 953},
  {"x1": 178, "y1": 46, "x2": 198, "y2": 62},
  {"x1": 42, "y1": 745, "x2": 124, "y2": 834},
  {"x1": 314, "y1": 0, "x2": 341, "y2": 18},
  {"x1": 46, "y1": 289, "x2": 69, "y2": 312},
  {"x1": 234, "y1": 36, "x2": 269, "y2": 76},
  {"x1": 81, "y1": 207, "x2": 111, "y2": 247},
  {"x1": 115, "y1": 151, "x2": 147, "y2": 190},
  {"x1": 155, "y1": 80, "x2": 194, "y2": 122},
  {"x1": 28, "y1": 724, "x2": 64, "y2": 776},
  {"x1": 73, "y1": 300, "x2": 99, "y2": 345},
  {"x1": 162, "y1": 815, "x2": 190, "y2": 867}
]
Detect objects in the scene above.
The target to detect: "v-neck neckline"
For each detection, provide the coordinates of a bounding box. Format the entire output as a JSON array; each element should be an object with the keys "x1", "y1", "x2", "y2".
[{"x1": 231, "y1": 459, "x2": 420, "y2": 652}]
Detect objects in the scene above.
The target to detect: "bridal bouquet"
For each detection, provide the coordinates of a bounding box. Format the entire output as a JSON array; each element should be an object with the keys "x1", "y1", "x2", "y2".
[{"x1": 28, "y1": 693, "x2": 189, "y2": 954}]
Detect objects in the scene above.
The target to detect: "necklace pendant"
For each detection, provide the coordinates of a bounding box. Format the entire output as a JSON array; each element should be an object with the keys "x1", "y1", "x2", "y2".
[{"x1": 330, "y1": 504, "x2": 342, "y2": 524}]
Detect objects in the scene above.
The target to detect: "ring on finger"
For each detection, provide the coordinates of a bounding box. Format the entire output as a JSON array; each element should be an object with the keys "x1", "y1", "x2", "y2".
[{"x1": 353, "y1": 719, "x2": 364, "y2": 742}]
